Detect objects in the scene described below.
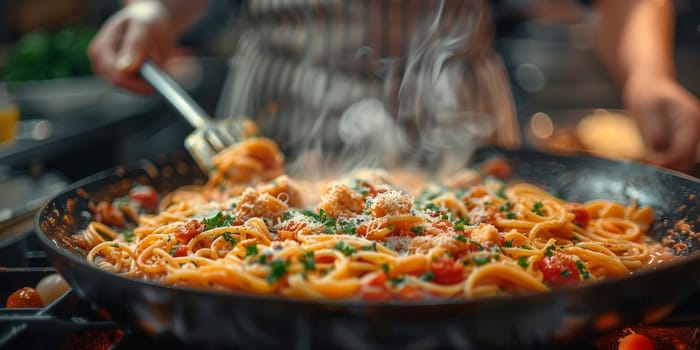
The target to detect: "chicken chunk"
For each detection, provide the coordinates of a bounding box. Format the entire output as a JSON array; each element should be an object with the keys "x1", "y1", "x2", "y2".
[
  {"x1": 409, "y1": 233, "x2": 470, "y2": 256},
  {"x1": 257, "y1": 175, "x2": 304, "y2": 208},
  {"x1": 467, "y1": 223, "x2": 500, "y2": 247},
  {"x1": 370, "y1": 190, "x2": 413, "y2": 217},
  {"x1": 235, "y1": 188, "x2": 288, "y2": 221},
  {"x1": 318, "y1": 183, "x2": 365, "y2": 218}
]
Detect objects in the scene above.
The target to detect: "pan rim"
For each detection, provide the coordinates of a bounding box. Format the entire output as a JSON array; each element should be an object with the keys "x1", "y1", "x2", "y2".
[{"x1": 33, "y1": 148, "x2": 700, "y2": 310}]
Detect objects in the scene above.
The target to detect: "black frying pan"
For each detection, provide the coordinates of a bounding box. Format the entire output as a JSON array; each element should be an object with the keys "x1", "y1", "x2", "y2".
[{"x1": 34, "y1": 148, "x2": 700, "y2": 350}]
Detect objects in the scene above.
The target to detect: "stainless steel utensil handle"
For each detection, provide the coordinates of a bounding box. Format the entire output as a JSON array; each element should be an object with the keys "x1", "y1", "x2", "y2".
[{"x1": 140, "y1": 60, "x2": 210, "y2": 129}]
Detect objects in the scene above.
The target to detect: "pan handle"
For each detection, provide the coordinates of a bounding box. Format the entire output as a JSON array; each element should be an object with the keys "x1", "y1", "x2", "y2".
[{"x1": 140, "y1": 60, "x2": 211, "y2": 129}]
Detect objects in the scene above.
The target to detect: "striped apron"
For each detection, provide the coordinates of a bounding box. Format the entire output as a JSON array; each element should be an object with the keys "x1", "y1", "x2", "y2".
[{"x1": 217, "y1": 0, "x2": 519, "y2": 170}]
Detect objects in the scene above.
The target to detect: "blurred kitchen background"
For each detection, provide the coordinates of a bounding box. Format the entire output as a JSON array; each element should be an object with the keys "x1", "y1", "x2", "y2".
[{"x1": 0, "y1": 0, "x2": 698, "y2": 230}]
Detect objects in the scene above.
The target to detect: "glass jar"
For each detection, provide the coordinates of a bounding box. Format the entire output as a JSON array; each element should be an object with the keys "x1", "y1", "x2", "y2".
[{"x1": 0, "y1": 84, "x2": 19, "y2": 144}]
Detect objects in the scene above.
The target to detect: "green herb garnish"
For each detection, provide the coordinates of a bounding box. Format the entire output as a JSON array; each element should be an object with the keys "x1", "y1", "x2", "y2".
[
  {"x1": 532, "y1": 201, "x2": 545, "y2": 216},
  {"x1": 201, "y1": 212, "x2": 236, "y2": 230},
  {"x1": 222, "y1": 232, "x2": 237, "y2": 247},
  {"x1": 245, "y1": 243, "x2": 259, "y2": 257},
  {"x1": 267, "y1": 260, "x2": 291, "y2": 284},
  {"x1": 410, "y1": 226, "x2": 424, "y2": 235},
  {"x1": 517, "y1": 256, "x2": 529, "y2": 268},
  {"x1": 473, "y1": 255, "x2": 491, "y2": 266},
  {"x1": 123, "y1": 231, "x2": 134, "y2": 243},
  {"x1": 334, "y1": 241, "x2": 356, "y2": 256},
  {"x1": 381, "y1": 263, "x2": 390, "y2": 275},
  {"x1": 544, "y1": 245, "x2": 556, "y2": 257},
  {"x1": 300, "y1": 251, "x2": 316, "y2": 271},
  {"x1": 454, "y1": 235, "x2": 468, "y2": 243}
]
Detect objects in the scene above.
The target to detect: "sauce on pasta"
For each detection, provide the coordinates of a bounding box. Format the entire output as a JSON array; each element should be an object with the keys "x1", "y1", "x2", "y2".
[{"x1": 81, "y1": 137, "x2": 672, "y2": 301}]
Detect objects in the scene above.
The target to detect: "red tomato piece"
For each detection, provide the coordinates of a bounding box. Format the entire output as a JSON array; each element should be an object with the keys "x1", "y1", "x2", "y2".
[
  {"x1": 128, "y1": 185, "x2": 159, "y2": 210},
  {"x1": 565, "y1": 202, "x2": 590, "y2": 228},
  {"x1": 395, "y1": 285, "x2": 422, "y2": 301},
  {"x1": 618, "y1": 333, "x2": 654, "y2": 350},
  {"x1": 175, "y1": 220, "x2": 202, "y2": 243},
  {"x1": 534, "y1": 255, "x2": 581, "y2": 287},
  {"x1": 360, "y1": 272, "x2": 392, "y2": 301},
  {"x1": 480, "y1": 158, "x2": 512, "y2": 179},
  {"x1": 315, "y1": 256, "x2": 335, "y2": 264},
  {"x1": 6, "y1": 287, "x2": 44, "y2": 308},
  {"x1": 172, "y1": 245, "x2": 188, "y2": 257},
  {"x1": 430, "y1": 256, "x2": 465, "y2": 285},
  {"x1": 93, "y1": 202, "x2": 124, "y2": 227}
]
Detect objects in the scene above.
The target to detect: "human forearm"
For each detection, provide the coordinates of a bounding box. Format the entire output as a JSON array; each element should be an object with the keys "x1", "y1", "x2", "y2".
[{"x1": 593, "y1": 0, "x2": 675, "y2": 84}]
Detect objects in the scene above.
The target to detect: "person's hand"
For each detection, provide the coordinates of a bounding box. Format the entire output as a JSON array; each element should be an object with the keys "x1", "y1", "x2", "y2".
[
  {"x1": 624, "y1": 74, "x2": 700, "y2": 172},
  {"x1": 88, "y1": 2, "x2": 178, "y2": 94}
]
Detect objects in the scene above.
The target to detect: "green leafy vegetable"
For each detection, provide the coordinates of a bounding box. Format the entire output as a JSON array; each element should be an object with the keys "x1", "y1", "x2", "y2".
[
  {"x1": 334, "y1": 241, "x2": 356, "y2": 256},
  {"x1": 267, "y1": 260, "x2": 291, "y2": 283},
  {"x1": 517, "y1": 256, "x2": 529, "y2": 268},
  {"x1": 245, "y1": 243, "x2": 259, "y2": 257},
  {"x1": 532, "y1": 202, "x2": 545, "y2": 216}
]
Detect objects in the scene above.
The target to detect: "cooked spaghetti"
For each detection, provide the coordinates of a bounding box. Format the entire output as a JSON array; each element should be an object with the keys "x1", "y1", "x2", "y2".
[{"x1": 81, "y1": 137, "x2": 670, "y2": 301}]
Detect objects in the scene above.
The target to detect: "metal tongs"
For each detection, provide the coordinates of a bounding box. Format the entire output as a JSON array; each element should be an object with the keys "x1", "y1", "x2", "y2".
[{"x1": 140, "y1": 60, "x2": 253, "y2": 172}]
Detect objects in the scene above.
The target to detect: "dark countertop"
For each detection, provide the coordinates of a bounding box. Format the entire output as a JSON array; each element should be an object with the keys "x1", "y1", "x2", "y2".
[
  {"x1": 0, "y1": 91, "x2": 161, "y2": 167},
  {"x1": 0, "y1": 57, "x2": 230, "y2": 180}
]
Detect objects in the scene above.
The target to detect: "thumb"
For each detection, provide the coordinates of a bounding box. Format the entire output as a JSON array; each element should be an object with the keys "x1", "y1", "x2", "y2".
[{"x1": 116, "y1": 23, "x2": 149, "y2": 73}]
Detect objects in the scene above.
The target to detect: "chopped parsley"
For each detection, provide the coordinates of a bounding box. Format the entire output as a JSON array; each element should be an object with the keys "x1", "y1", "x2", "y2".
[
  {"x1": 256, "y1": 253, "x2": 271, "y2": 265},
  {"x1": 334, "y1": 241, "x2": 356, "y2": 256},
  {"x1": 267, "y1": 260, "x2": 291, "y2": 284},
  {"x1": 473, "y1": 255, "x2": 491, "y2": 266},
  {"x1": 496, "y1": 186, "x2": 506, "y2": 199},
  {"x1": 571, "y1": 235, "x2": 580, "y2": 243},
  {"x1": 299, "y1": 251, "x2": 316, "y2": 271},
  {"x1": 453, "y1": 218, "x2": 468, "y2": 231},
  {"x1": 340, "y1": 221, "x2": 357, "y2": 235},
  {"x1": 544, "y1": 245, "x2": 556, "y2": 257},
  {"x1": 519, "y1": 245, "x2": 532, "y2": 250},
  {"x1": 123, "y1": 231, "x2": 134, "y2": 243},
  {"x1": 504, "y1": 239, "x2": 514, "y2": 248},
  {"x1": 282, "y1": 211, "x2": 293, "y2": 221},
  {"x1": 201, "y1": 212, "x2": 236, "y2": 230},
  {"x1": 499, "y1": 202, "x2": 511, "y2": 212},
  {"x1": 169, "y1": 246, "x2": 177, "y2": 255},
  {"x1": 410, "y1": 226, "x2": 424, "y2": 236},
  {"x1": 421, "y1": 272, "x2": 434, "y2": 281},
  {"x1": 462, "y1": 260, "x2": 470, "y2": 266},
  {"x1": 222, "y1": 232, "x2": 237, "y2": 247},
  {"x1": 532, "y1": 202, "x2": 545, "y2": 216},
  {"x1": 576, "y1": 259, "x2": 590, "y2": 280},
  {"x1": 245, "y1": 243, "x2": 259, "y2": 257},
  {"x1": 454, "y1": 235, "x2": 468, "y2": 243},
  {"x1": 303, "y1": 209, "x2": 336, "y2": 227},
  {"x1": 440, "y1": 213, "x2": 450, "y2": 220},
  {"x1": 505, "y1": 212, "x2": 516, "y2": 219},
  {"x1": 560, "y1": 269, "x2": 570, "y2": 277},
  {"x1": 424, "y1": 203, "x2": 440, "y2": 212},
  {"x1": 517, "y1": 256, "x2": 529, "y2": 268},
  {"x1": 112, "y1": 242, "x2": 120, "y2": 248},
  {"x1": 381, "y1": 263, "x2": 390, "y2": 275},
  {"x1": 389, "y1": 276, "x2": 405, "y2": 286},
  {"x1": 361, "y1": 242, "x2": 378, "y2": 252}
]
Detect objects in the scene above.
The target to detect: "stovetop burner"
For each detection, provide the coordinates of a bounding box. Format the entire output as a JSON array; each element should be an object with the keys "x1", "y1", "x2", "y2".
[{"x1": 1, "y1": 230, "x2": 700, "y2": 350}]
